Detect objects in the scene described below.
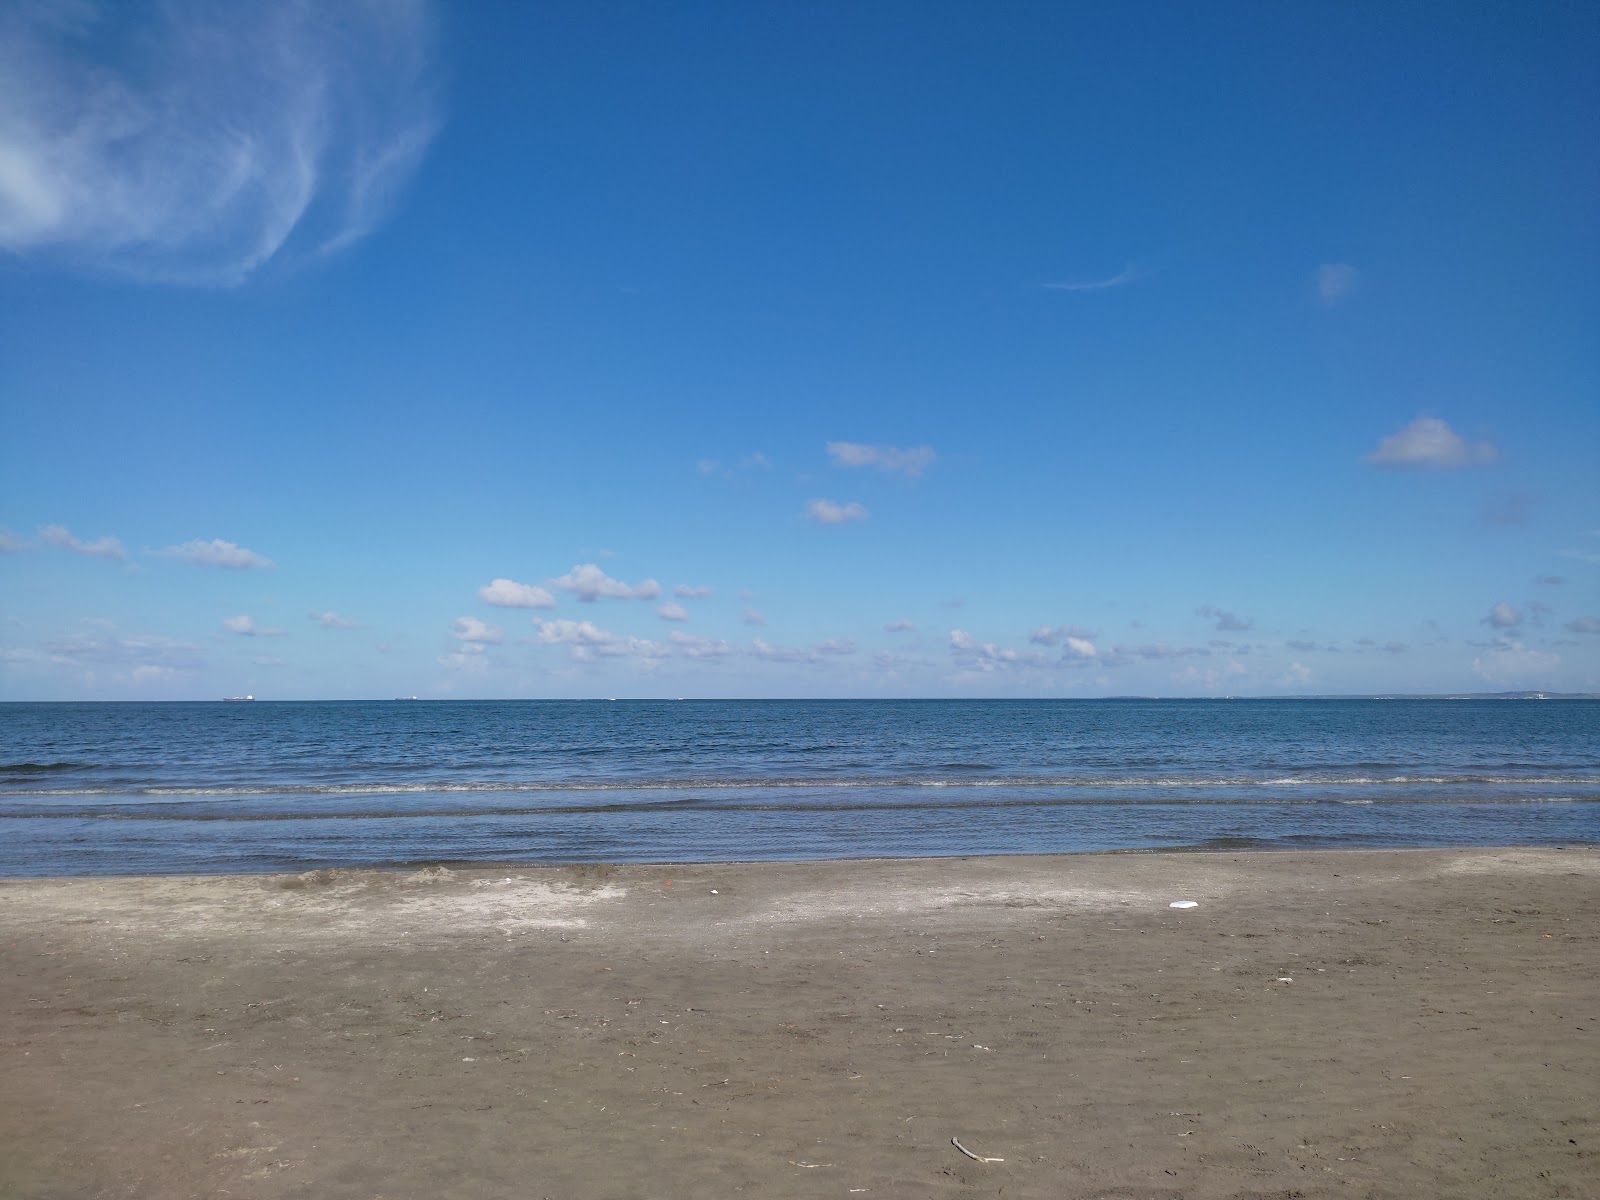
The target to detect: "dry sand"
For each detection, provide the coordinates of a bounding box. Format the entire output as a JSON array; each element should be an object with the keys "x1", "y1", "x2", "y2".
[{"x1": 2, "y1": 847, "x2": 1596, "y2": 1199}]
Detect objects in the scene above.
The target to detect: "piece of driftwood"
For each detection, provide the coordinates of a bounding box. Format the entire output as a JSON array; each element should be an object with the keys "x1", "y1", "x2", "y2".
[{"x1": 951, "y1": 1136, "x2": 1004, "y2": 1163}]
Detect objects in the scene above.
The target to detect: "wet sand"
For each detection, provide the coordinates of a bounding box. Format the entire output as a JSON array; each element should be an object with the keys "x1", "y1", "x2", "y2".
[{"x1": 2, "y1": 847, "x2": 1596, "y2": 1199}]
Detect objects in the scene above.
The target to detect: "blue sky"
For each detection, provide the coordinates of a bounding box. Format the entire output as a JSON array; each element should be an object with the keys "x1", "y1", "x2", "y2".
[{"x1": 2, "y1": 0, "x2": 1596, "y2": 699}]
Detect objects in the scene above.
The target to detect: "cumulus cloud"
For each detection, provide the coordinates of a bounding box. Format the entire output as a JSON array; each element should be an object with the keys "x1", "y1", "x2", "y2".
[
  {"x1": 533, "y1": 618, "x2": 667, "y2": 662},
  {"x1": 0, "y1": 0, "x2": 440, "y2": 286},
  {"x1": 883, "y1": 619, "x2": 916, "y2": 633},
  {"x1": 38, "y1": 524, "x2": 126, "y2": 560},
  {"x1": 309, "y1": 610, "x2": 360, "y2": 629},
  {"x1": 1316, "y1": 263, "x2": 1358, "y2": 303},
  {"x1": 668, "y1": 631, "x2": 732, "y2": 659},
  {"x1": 450, "y1": 616, "x2": 503, "y2": 644},
  {"x1": 477, "y1": 578, "x2": 556, "y2": 609},
  {"x1": 742, "y1": 607, "x2": 766, "y2": 626},
  {"x1": 157, "y1": 538, "x2": 273, "y2": 569},
  {"x1": 656, "y1": 602, "x2": 689, "y2": 622},
  {"x1": 1485, "y1": 602, "x2": 1520, "y2": 629},
  {"x1": 1060, "y1": 636, "x2": 1098, "y2": 660},
  {"x1": 222, "y1": 615, "x2": 284, "y2": 637},
  {"x1": 673, "y1": 584, "x2": 713, "y2": 599},
  {"x1": 1041, "y1": 263, "x2": 1142, "y2": 292},
  {"x1": 1365, "y1": 417, "x2": 1497, "y2": 469},
  {"x1": 550, "y1": 563, "x2": 661, "y2": 602},
  {"x1": 805, "y1": 498, "x2": 869, "y2": 525},
  {"x1": 1281, "y1": 661, "x2": 1312, "y2": 685},
  {"x1": 1197, "y1": 605, "x2": 1252, "y2": 632},
  {"x1": 825, "y1": 442, "x2": 936, "y2": 477},
  {"x1": 1566, "y1": 616, "x2": 1600, "y2": 634}
]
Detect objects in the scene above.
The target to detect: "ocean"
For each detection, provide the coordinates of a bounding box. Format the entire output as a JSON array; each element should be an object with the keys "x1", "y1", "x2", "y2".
[{"x1": 1, "y1": 698, "x2": 1596, "y2": 876}]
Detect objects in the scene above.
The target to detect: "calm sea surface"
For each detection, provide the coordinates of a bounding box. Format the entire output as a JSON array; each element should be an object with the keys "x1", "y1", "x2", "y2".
[{"x1": 1, "y1": 699, "x2": 1596, "y2": 876}]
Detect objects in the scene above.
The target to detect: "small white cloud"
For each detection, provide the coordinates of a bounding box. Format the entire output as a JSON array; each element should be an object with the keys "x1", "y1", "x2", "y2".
[
  {"x1": 825, "y1": 442, "x2": 936, "y2": 477},
  {"x1": 0, "y1": 528, "x2": 23, "y2": 552},
  {"x1": 1565, "y1": 616, "x2": 1600, "y2": 634},
  {"x1": 883, "y1": 619, "x2": 916, "y2": 633},
  {"x1": 309, "y1": 610, "x2": 360, "y2": 629},
  {"x1": 253, "y1": 655, "x2": 286, "y2": 667},
  {"x1": 550, "y1": 563, "x2": 661, "y2": 602},
  {"x1": 949, "y1": 628, "x2": 1043, "y2": 670},
  {"x1": 1282, "y1": 661, "x2": 1312, "y2": 685},
  {"x1": 815, "y1": 639, "x2": 856, "y2": 655},
  {"x1": 1041, "y1": 263, "x2": 1142, "y2": 292},
  {"x1": 1062, "y1": 636, "x2": 1098, "y2": 660},
  {"x1": 805, "y1": 498, "x2": 868, "y2": 525},
  {"x1": 1316, "y1": 263, "x2": 1358, "y2": 303},
  {"x1": 478, "y1": 578, "x2": 556, "y2": 609},
  {"x1": 222, "y1": 615, "x2": 285, "y2": 637},
  {"x1": 1485, "y1": 602, "x2": 1520, "y2": 629},
  {"x1": 742, "y1": 607, "x2": 766, "y2": 626},
  {"x1": 159, "y1": 538, "x2": 273, "y2": 569},
  {"x1": 1365, "y1": 417, "x2": 1497, "y2": 470},
  {"x1": 1029, "y1": 624, "x2": 1098, "y2": 646},
  {"x1": 437, "y1": 650, "x2": 488, "y2": 674},
  {"x1": 669, "y1": 631, "x2": 732, "y2": 659},
  {"x1": 673, "y1": 584, "x2": 713, "y2": 599},
  {"x1": 38, "y1": 524, "x2": 126, "y2": 560},
  {"x1": 656, "y1": 603, "x2": 689, "y2": 622},
  {"x1": 1197, "y1": 605, "x2": 1252, "y2": 632},
  {"x1": 450, "y1": 616, "x2": 503, "y2": 644}
]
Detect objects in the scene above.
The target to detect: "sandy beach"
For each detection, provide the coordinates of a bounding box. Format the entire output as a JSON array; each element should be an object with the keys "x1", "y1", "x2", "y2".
[{"x1": 2, "y1": 847, "x2": 1595, "y2": 1199}]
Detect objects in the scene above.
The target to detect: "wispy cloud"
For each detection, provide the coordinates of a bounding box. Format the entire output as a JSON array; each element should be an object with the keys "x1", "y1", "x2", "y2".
[
  {"x1": 826, "y1": 442, "x2": 936, "y2": 477},
  {"x1": 1041, "y1": 263, "x2": 1142, "y2": 292},
  {"x1": 0, "y1": 0, "x2": 440, "y2": 285},
  {"x1": 1472, "y1": 640, "x2": 1559, "y2": 684},
  {"x1": 883, "y1": 619, "x2": 916, "y2": 633},
  {"x1": 478, "y1": 578, "x2": 557, "y2": 609},
  {"x1": 550, "y1": 564, "x2": 661, "y2": 603},
  {"x1": 43, "y1": 628, "x2": 205, "y2": 672},
  {"x1": 805, "y1": 498, "x2": 869, "y2": 525},
  {"x1": 0, "y1": 528, "x2": 23, "y2": 552},
  {"x1": 222, "y1": 615, "x2": 285, "y2": 637},
  {"x1": 742, "y1": 607, "x2": 766, "y2": 626},
  {"x1": 1316, "y1": 262, "x2": 1358, "y2": 303},
  {"x1": 1365, "y1": 416, "x2": 1497, "y2": 469},
  {"x1": 1566, "y1": 616, "x2": 1600, "y2": 635},
  {"x1": 157, "y1": 538, "x2": 273, "y2": 569},
  {"x1": 38, "y1": 523, "x2": 125, "y2": 560},
  {"x1": 673, "y1": 584, "x2": 713, "y2": 599},
  {"x1": 309, "y1": 610, "x2": 360, "y2": 629}
]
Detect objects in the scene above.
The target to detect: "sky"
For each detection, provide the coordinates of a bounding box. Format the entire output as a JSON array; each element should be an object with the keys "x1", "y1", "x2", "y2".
[{"x1": 1, "y1": 0, "x2": 1597, "y2": 700}]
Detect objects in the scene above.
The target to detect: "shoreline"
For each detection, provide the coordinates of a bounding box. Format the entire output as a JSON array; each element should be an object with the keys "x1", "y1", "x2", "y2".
[{"x1": 3, "y1": 846, "x2": 1596, "y2": 1198}]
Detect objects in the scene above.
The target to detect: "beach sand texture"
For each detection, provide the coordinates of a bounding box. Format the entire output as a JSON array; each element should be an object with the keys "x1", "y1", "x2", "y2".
[{"x1": 2, "y1": 847, "x2": 1596, "y2": 1199}]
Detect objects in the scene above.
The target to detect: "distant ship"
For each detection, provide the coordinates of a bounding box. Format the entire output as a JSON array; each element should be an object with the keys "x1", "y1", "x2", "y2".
[{"x1": 223, "y1": 695, "x2": 254, "y2": 702}]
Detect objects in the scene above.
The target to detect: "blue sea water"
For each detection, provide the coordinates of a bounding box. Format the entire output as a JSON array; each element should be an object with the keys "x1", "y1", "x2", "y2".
[{"x1": 1, "y1": 699, "x2": 1596, "y2": 876}]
